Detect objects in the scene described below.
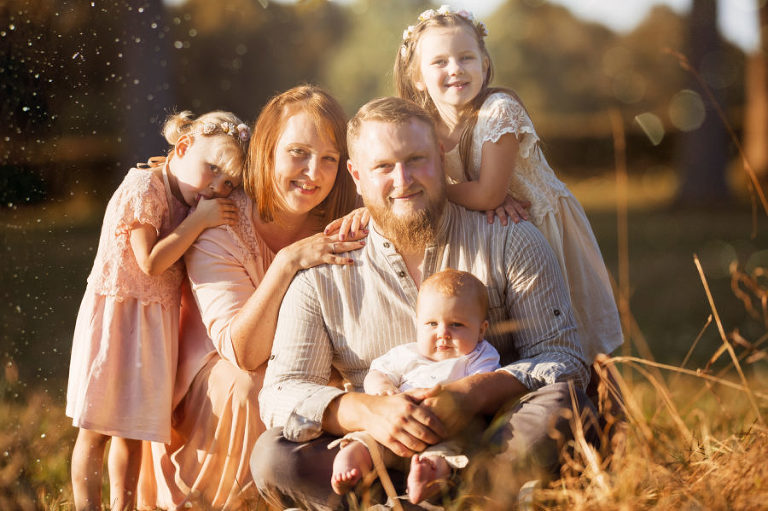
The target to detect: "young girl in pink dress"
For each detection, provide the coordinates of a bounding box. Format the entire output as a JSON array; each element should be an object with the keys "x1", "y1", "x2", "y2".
[{"x1": 66, "y1": 110, "x2": 250, "y2": 510}]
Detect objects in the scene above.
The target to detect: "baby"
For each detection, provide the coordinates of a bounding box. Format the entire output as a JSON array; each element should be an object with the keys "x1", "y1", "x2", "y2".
[{"x1": 331, "y1": 269, "x2": 500, "y2": 503}]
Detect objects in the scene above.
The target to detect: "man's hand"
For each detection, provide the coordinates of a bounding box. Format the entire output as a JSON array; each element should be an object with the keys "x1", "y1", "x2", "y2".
[
  {"x1": 410, "y1": 385, "x2": 476, "y2": 438},
  {"x1": 331, "y1": 392, "x2": 447, "y2": 458}
]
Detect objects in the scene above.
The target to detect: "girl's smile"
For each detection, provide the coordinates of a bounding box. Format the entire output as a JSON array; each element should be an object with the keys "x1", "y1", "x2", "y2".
[{"x1": 415, "y1": 25, "x2": 488, "y2": 117}]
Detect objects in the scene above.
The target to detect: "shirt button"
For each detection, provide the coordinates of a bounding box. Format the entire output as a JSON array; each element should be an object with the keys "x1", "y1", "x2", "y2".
[
  {"x1": 383, "y1": 242, "x2": 390, "y2": 248},
  {"x1": 269, "y1": 354, "x2": 275, "y2": 360},
  {"x1": 398, "y1": 270, "x2": 406, "y2": 278},
  {"x1": 554, "y1": 309, "x2": 561, "y2": 316}
]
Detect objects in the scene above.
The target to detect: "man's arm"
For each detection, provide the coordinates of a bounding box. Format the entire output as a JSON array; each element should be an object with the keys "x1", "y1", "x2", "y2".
[
  {"x1": 259, "y1": 271, "x2": 343, "y2": 442},
  {"x1": 498, "y1": 221, "x2": 589, "y2": 390}
]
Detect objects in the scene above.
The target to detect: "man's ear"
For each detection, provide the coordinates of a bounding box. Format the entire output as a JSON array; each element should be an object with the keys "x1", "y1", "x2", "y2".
[{"x1": 347, "y1": 158, "x2": 363, "y2": 196}]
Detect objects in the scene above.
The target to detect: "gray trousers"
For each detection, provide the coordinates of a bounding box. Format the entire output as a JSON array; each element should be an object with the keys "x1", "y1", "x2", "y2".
[{"x1": 250, "y1": 382, "x2": 599, "y2": 510}]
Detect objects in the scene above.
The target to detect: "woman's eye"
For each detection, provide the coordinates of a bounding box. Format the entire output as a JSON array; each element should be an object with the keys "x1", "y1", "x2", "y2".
[
  {"x1": 289, "y1": 148, "x2": 306, "y2": 157},
  {"x1": 323, "y1": 155, "x2": 338, "y2": 163},
  {"x1": 225, "y1": 180, "x2": 234, "y2": 189},
  {"x1": 209, "y1": 164, "x2": 220, "y2": 173}
]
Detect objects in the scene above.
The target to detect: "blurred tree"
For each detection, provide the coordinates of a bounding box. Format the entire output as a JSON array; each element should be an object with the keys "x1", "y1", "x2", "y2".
[
  {"x1": 321, "y1": 0, "x2": 431, "y2": 114},
  {"x1": 675, "y1": 0, "x2": 731, "y2": 206},
  {"x1": 744, "y1": 1, "x2": 768, "y2": 181},
  {"x1": 117, "y1": 0, "x2": 174, "y2": 181}
]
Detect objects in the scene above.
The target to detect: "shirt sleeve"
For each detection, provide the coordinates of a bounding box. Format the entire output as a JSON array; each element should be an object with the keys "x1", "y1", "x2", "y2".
[
  {"x1": 498, "y1": 222, "x2": 590, "y2": 390},
  {"x1": 184, "y1": 225, "x2": 255, "y2": 367},
  {"x1": 478, "y1": 93, "x2": 540, "y2": 160},
  {"x1": 259, "y1": 270, "x2": 344, "y2": 442},
  {"x1": 113, "y1": 169, "x2": 166, "y2": 239}
]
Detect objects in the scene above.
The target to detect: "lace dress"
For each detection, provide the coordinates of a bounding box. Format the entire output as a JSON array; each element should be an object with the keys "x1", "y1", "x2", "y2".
[
  {"x1": 138, "y1": 187, "x2": 270, "y2": 509},
  {"x1": 66, "y1": 166, "x2": 188, "y2": 442},
  {"x1": 444, "y1": 92, "x2": 623, "y2": 361}
]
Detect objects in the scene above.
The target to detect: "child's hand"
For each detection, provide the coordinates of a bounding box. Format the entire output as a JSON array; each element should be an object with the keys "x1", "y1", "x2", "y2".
[
  {"x1": 324, "y1": 207, "x2": 370, "y2": 241},
  {"x1": 193, "y1": 198, "x2": 238, "y2": 229},
  {"x1": 485, "y1": 195, "x2": 531, "y2": 226},
  {"x1": 375, "y1": 388, "x2": 398, "y2": 396}
]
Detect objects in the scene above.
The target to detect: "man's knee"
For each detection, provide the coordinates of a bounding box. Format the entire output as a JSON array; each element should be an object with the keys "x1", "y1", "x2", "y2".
[{"x1": 250, "y1": 427, "x2": 284, "y2": 490}]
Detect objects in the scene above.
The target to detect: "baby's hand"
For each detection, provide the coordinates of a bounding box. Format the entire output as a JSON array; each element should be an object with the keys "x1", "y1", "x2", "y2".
[
  {"x1": 375, "y1": 388, "x2": 398, "y2": 396},
  {"x1": 193, "y1": 198, "x2": 238, "y2": 229},
  {"x1": 485, "y1": 195, "x2": 531, "y2": 226},
  {"x1": 324, "y1": 207, "x2": 370, "y2": 241}
]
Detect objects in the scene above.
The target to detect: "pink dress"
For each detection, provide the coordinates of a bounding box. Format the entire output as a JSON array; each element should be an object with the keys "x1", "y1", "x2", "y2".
[
  {"x1": 138, "y1": 188, "x2": 271, "y2": 509},
  {"x1": 66, "y1": 166, "x2": 188, "y2": 443}
]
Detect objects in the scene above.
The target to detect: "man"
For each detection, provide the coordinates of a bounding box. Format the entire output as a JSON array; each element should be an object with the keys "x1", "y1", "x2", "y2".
[{"x1": 253, "y1": 97, "x2": 595, "y2": 509}]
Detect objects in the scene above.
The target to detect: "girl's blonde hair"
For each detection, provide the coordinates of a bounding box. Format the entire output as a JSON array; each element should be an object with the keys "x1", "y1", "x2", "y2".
[
  {"x1": 161, "y1": 110, "x2": 250, "y2": 179},
  {"x1": 244, "y1": 84, "x2": 357, "y2": 225},
  {"x1": 394, "y1": 10, "x2": 527, "y2": 180}
]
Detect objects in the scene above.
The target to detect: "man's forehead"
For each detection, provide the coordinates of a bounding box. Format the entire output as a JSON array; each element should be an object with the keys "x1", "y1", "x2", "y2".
[{"x1": 355, "y1": 118, "x2": 436, "y2": 158}]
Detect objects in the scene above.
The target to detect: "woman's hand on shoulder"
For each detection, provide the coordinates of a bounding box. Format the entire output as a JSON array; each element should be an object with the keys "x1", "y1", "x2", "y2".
[
  {"x1": 324, "y1": 207, "x2": 370, "y2": 241},
  {"x1": 485, "y1": 194, "x2": 530, "y2": 226},
  {"x1": 280, "y1": 230, "x2": 366, "y2": 273}
]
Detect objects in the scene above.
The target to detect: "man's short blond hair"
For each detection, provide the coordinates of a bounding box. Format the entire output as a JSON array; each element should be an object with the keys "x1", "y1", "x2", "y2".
[
  {"x1": 418, "y1": 269, "x2": 489, "y2": 319},
  {"x1": 347, "y1": 96, "x2": 438, "y2": 160}
]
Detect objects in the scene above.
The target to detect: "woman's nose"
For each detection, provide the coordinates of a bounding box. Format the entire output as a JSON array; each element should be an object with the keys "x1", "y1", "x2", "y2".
[{"x1": 304, "y1": 155, "x2": 319, "y2": 180}]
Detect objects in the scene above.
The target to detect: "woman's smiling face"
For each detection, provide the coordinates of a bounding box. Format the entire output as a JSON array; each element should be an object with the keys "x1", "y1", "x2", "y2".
[{"x1": 272, "y1": 110, "x2": 340, "y2": 216}]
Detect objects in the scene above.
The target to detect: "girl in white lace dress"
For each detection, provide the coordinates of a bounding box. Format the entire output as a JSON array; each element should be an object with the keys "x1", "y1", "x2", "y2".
[
  {"x1": 66, "y1": 111, "x2": 249, "y2": 510},
  {"x1": 391, "y1": 5, "x2": 622, "y2": 363}
]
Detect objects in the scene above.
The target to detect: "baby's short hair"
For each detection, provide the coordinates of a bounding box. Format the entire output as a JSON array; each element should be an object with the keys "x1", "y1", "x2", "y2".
[{"x1": 418, "y1": 269, "x2": 489, "y2": 319}]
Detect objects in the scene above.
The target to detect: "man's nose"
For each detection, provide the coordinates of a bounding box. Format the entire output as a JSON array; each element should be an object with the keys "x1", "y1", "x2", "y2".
[{"x1": 392, "y1": 162, "x2": 413, "y2": 188}]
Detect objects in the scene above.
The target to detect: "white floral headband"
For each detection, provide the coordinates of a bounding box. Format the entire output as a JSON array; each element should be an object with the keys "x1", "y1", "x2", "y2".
[
  {"x1": 198, "y1": 121, "x2": 251, "y2": 144},
  {"x1": 401, "y1": 4, "x2": 488, "y2": 57}
]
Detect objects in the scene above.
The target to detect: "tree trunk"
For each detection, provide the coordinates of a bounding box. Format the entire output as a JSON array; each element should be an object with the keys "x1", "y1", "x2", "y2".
[
  {"x1": 675, "y1": 0, "x2": 730, "y2": 206},
  {"x1": 743, "y1": 2, "x2": 768, "y2": 181}
]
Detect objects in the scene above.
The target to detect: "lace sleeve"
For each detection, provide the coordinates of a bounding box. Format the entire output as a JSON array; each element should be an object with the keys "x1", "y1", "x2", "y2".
[
  {"x1": 114, "y1": 169, "x2": 166, "y2": 239},
  {"x1": 476, "y1": 93, "x2": 540, "y2": 160}
]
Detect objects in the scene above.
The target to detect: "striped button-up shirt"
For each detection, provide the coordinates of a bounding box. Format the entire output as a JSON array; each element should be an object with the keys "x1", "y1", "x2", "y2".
[{"x1": 260, "y1": 202, "x2": 589, "y2": 442}]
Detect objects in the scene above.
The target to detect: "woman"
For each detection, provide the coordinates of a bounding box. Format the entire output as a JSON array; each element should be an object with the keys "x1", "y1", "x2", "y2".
[{"x1": 138, "y1": 85, "x2": 362, "y2": 509}]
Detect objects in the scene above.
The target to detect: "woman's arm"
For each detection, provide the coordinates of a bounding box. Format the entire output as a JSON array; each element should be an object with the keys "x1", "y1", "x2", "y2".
[
  {"x1": 130, "y1": 198, "x2": 237, "y2": 276},
  {"x1": 446, "y1": 132, "x2": 520, "y2": 212},
  {"x1": 187, "y1": 228, "x2": 366, "y2": 371}
]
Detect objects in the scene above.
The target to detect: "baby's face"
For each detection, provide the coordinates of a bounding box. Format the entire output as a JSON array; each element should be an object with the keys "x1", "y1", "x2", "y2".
[{"x1": 415, "y1": 287, "x2": 488, "y2": 362}]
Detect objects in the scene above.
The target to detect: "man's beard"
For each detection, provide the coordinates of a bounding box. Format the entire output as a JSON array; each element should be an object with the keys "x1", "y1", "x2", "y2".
[{"x1": 364, "y1": 181, "x2": 446, "y2": 253}]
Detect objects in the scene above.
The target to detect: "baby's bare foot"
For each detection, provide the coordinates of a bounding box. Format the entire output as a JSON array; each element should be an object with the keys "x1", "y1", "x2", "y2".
[
  {"x1": 407, "y1": 454, "x2": 451, "y2": 504},
  {"x1": 331, "y1": 441, "x2": 373, "y2": 495}
]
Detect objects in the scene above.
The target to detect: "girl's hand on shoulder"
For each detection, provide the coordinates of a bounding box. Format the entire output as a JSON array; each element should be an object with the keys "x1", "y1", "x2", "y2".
[
  {"x1": 282, "y1": 231, "x2": 366, "y2": 272},
  {"x1": 485, "y1": 195, "x2": 531, "y2": 226},
  {"x1": 324, "y1": 207, "x2": 370, "y2": 241},
  {"x1": 192, "y1": 197, "x2": 239, "y2": 229}
]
